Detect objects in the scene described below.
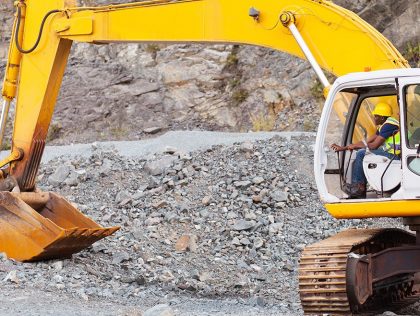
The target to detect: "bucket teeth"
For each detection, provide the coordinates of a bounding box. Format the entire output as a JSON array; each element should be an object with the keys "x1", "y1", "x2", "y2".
[
  {"x1": 0, "y1": 191, "x2": 119, "y2": 262},
  {"x1": 28, "y1": 226, "x2": 120, "y2": 261}
]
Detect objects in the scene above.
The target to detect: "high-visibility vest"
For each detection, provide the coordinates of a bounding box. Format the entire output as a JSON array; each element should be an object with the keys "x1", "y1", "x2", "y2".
[{"x1": 379, "y1": 117, "x2": 401, "y2": 155}]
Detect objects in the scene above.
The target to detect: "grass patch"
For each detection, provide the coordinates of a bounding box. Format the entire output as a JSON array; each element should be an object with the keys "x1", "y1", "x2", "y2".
[
  {"x1": 232, "y1": 88, "x2": 249, "y2": 104},
  {"x1": 311, "y1": 79, "x2": 324, "y2": 100},
  {"x1": 250, "y1": 111, "x2": 276, "y2": 132},
  {"x1": 145, "y1": 44, "x2": 160, "y2": 59},
  {"x1": 228, "y1": 78, "x2": 241, "y2": 89},
  {"x1": 226, "y1": 52, "x2": 239, "y2": 67},
  {"x1": 404, "y1": 42, "x2": 420, "y2": 67},
  {"x1": 47, "y1": 123, "x2": 62, "y2": 142},
  {"x1": 223, "y1": 45, "x2": 240, "y2": 73},
  {"x1": 1, "y1": 141, "x2": 11, "y2": 151},
  {"x1": 303, "y1": 116, "x2": 318, "y2": 131},
  {"x1": 311, "y1": 73, "x2": 336, "y2": 101},
  {"x1": 110, "y1": 126, "x2": 128, "y2": 139}
]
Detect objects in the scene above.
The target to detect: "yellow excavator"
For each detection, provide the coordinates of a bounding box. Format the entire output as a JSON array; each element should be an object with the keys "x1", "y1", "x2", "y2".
[{"x1": 1, "y1": 0, "x2": 420, "y2": 314}]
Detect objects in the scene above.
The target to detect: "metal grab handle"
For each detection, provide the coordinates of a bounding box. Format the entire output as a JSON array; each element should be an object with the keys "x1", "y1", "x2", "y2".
[
  {"x1": 344, "y1": 149, "x2": 353, "y2": 182},
  {"x1": 336, "y1": 149, "x2": 353, "y2": 190},
  {"x1": 336, "y1": 151, "x2": 344, "y2": 190}
]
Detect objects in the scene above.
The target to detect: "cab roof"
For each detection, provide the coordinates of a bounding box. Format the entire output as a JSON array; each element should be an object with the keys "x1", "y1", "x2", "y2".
[{"x1": 335, "y1": 68, "x2": 420, "y2": 86}]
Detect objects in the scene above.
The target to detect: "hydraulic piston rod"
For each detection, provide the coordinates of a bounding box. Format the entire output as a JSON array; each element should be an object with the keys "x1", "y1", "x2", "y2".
[
  {"x1": 280, "y1": 11, "x2": 330, "y2": 88},
  {"x1": 0, "y1": 100, "x2": 11, "y2": 151},
  {"x1": 1, "y1": 2, "x2": 26, "y2": 152}
]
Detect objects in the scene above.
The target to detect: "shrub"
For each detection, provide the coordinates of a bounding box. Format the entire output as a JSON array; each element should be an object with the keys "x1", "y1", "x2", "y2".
[
  {"x1": 47, "y1": 123, "x2": 62, "y2": 142},
  {"x1": 404, "y1": 42, "x2": 420, "y2": 67},
  {"x1": 232, "y1": 88, "x2": 249, "y2": 104},
  {"x1": 250, "y1": 111, "x2": 276, "y2": 132}
]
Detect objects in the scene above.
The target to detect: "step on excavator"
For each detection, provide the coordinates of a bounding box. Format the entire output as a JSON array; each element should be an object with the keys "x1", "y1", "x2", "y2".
[{"x1": 1, "y1": 0, "x2": 419, "y2": 314}]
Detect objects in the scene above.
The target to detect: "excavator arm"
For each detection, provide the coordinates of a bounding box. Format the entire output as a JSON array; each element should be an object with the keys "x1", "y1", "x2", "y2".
[{"x1": 0, "y1": 0, "x2": 409, "y2": 259}]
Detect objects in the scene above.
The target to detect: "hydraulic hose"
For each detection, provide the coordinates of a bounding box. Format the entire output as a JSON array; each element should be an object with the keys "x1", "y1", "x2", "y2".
[{"x1": 15, "y1": 5, "x2": 61, "y2": 54}]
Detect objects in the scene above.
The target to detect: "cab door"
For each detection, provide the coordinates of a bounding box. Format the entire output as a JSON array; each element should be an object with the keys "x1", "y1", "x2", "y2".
[{"x1": 397, "y1": 77, "x2": 420, "y2": 199}]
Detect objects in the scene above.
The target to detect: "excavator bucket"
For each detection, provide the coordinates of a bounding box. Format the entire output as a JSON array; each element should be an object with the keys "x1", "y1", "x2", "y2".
[{"x1": 0, "y1": 191, "x2": 119, "y2": 262}]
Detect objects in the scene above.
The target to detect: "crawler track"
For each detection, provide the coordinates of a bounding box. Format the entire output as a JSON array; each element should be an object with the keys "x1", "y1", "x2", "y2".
[{"x1": 299, "y1": 228, "x2": 420, "y2": 315}]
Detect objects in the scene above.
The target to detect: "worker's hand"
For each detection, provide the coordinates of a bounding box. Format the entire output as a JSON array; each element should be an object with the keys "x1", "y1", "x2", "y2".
[
  {"x1": 347, "y1": 143, "x2": 358, "y2": 150},
  {"x1": 331, "y1": 143, "x2": 347, "y2": 152}
]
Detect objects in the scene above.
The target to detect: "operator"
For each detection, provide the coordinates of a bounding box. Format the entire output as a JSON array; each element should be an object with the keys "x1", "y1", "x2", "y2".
[{"x1": 331, "y1": 102, "x2": 400, "y2": 198}]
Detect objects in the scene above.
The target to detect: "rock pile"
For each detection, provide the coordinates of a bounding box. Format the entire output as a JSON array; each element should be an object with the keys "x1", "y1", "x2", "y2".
[{"x1": 2, "y1": 135, "x2": 411, "y2": 314}]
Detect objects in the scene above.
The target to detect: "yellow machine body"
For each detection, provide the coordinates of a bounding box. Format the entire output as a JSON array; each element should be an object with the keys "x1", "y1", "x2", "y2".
[
  {"x1": 326, "y1": 200, "x2": 420, "y2": 219},
  {"x1": 0, "y1": 0, "x2": 415, "y2": 261}
]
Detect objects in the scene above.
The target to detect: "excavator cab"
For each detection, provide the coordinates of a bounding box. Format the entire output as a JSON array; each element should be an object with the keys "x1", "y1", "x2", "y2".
[
  {"x1": 299, "y1": 70, "x2": 420, "y2": 314},
  {"x1": 322, "y1": 79, "x2": 400, "y2": 198},
  {"x1": 315, "y1": 68, "x2": 420, "y2": 216}
]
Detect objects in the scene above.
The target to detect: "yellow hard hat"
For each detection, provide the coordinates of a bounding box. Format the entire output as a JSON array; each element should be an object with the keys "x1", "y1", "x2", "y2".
[{"x1": 372, "y1": 102, "x2": 392, "y2": 117}]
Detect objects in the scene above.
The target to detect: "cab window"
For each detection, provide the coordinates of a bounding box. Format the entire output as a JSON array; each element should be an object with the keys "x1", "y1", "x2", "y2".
[
  {"x1": 405, "y1": 84, "x2": 420, "y2": 148},
  {"x1": 351, "y1": 95, "x2": 398, "y2": 144}
]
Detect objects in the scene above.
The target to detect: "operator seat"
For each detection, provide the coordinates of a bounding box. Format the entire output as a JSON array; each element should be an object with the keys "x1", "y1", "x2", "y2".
[
  {"x1": 362, "y1": 128, "x2": 420, "y2": 193},
  {"x1": 363, "y1": 152, "x2": 401, "y2": 192}
]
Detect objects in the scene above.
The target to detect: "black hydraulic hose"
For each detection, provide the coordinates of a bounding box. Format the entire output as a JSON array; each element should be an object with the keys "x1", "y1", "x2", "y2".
[{"x1": 15, "y1": 5, "x2": 61, "y2": 54}]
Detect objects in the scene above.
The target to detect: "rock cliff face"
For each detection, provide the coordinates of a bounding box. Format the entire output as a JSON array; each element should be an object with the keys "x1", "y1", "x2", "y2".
[{"x1": 0, "y1": 0, "x2": 418, "y2": 144}]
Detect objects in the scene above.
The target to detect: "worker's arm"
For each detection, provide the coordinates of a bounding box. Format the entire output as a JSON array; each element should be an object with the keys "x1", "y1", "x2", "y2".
[
  {"x1": 366, "y1": 122, "x2": 400, "y2": 150},
  {"x1": 366, "y1": 135, "x2": 386, "y2": 150},
  {"x1": 331, "y1": 134, "x2": 377, "y2": 151},
  {"x1": 332, "y1": 123, "x2": 399, "y2": 152}
]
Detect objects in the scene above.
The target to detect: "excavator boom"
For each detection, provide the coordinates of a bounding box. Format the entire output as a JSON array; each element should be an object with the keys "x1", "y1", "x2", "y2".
[{"x1": 55, "y1": 0, "x2": 408, "y2": 74}]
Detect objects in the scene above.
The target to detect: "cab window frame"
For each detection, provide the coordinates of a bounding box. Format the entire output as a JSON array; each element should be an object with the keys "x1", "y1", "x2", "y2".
[
  {"x1": 403, "y1": 84, "x2": 420, "y2": 150},
  {"x1": 344, "y1": 89, "x2": 398, "y2": 148}
]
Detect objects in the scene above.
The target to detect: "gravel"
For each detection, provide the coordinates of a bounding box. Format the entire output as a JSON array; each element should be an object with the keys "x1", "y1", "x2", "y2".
[
  {"x1": 0, "y1": 131, "x2": 416, "y2": 315},
  {"x1": 1, "y1": 131, "x2": 315, "y2": 163}
]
